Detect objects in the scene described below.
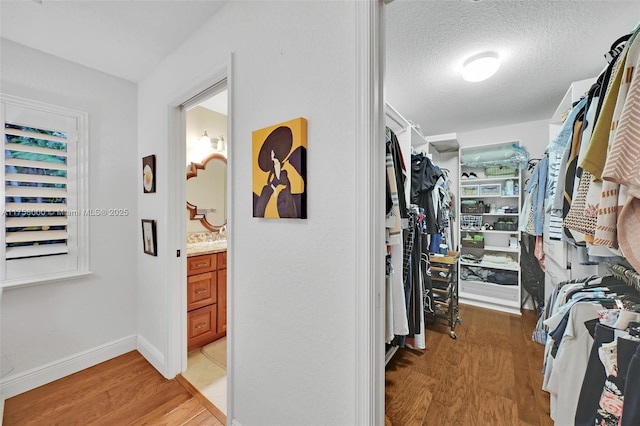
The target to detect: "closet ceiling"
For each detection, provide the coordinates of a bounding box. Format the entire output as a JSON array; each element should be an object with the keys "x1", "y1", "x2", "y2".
[{"x1": 386, "y1": 0, "x2": 640, "y2": 136}]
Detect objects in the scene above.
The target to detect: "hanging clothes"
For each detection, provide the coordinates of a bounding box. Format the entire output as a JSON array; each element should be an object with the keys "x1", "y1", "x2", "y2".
[
  {"x1": 385, "y1": 127, "x2": 410, "y2": 346},
  {"x1": 538, "y1": 267, "x2": 640, "y2": 426},
  {"x1": 411, "y1": 152, "x2": 442, "y2": 235}
]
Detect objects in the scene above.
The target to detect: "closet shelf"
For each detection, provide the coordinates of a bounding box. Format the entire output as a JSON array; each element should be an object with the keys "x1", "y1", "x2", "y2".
[
  {"x1": 460, "y1": 177, "x2": 518, "y2": 184},
  {"x1": 424, "y1": 132, "x2": 459, "y2": 153},
  {"x1": 459, "y1": 279, "x2": 519, "y2": 289},
  {"x1": 459, "y1": 260, "x2": 520, "y2": 271},
  {"x1": 461, "y1": 229, "x2": 520, "y2": 234},
  {"x1": 459, "y1": 290, "x2": 520, "y2": 310},
  {"x1": 461, "y1": 195, "x2": 520, "y2": 199},
  {"x1": 483, "y1": 245, "x2": 519, "y2": 253}
]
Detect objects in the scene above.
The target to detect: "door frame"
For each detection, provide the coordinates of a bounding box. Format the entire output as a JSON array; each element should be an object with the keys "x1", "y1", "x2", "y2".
[
  {"x1": 354, "y1": 0, "x2": 385, "y2": 424},
  {"x1": 166, "y1": 54, "x2": 234, "y2": 417}
]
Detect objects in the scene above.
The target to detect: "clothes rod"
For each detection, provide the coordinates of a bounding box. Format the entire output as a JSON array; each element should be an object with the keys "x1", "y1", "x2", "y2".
[{"x1": 385, "y1": 102, "x2": 411, "y2": 133}]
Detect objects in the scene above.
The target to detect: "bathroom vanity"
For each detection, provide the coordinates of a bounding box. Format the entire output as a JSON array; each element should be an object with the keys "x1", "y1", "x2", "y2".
[{"x1": 186, "y1": 243, "x2": 227, "y2": 352}]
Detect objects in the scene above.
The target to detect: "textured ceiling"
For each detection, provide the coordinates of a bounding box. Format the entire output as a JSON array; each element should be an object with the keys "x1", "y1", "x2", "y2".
[
  {"x1": 0, "y1": 0, "x2": 227, "y2": 82},
  {"x1": 386, "y1": 0, "x2": 640, "y2": 136}
]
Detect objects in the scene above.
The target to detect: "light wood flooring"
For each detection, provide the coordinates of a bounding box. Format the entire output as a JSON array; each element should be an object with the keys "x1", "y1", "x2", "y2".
[
  {"x1": 3, "y1": 351, "x2": 224, "y2": 426},
  {"x1": 385, "y1": 304, "x2": 552, "y2": 425},
  {"x1": 4, "y1": 304, "x2": 549, "y2": 425}
]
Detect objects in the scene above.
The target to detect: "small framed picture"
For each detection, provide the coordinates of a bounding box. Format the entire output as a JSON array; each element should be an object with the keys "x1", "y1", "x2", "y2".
[
  {"x1": 142, "y1": 154, "x2": 156, "y2": 193},
  {"x1": 141, "y1": 219, "x2": 157, "y2": 256}
]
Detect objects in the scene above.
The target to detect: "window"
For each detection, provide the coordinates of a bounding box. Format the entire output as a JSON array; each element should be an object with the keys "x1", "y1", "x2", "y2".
[{"x1": 1, "y1": 94, "x2": 89, "y2": 287}]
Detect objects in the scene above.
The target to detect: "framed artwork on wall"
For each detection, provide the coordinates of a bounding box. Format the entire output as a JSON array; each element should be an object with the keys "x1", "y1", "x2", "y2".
[
  {"x1": 252, "y1": 117, "x2": 307, "y2": 219},
  {"x1": 141, "y1": 219, "x2": 157, "y2": 256},
  {"x1": 142, "y1": 154, "x2": 156, "y2": 193}
]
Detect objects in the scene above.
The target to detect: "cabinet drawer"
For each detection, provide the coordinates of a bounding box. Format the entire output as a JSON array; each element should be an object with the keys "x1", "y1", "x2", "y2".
[
  {"x1": 217, "y1": 251, "x2": 227, "y2": 269},
  {"x1": 187, "y1": 305, "x2": 217, "y2": 351},
  {"x1": 187, "y1": 254, "x2": 216, "y2": 275},
  {"x1": 187, "y1": 272, "x2": 217, "y2": 311}
]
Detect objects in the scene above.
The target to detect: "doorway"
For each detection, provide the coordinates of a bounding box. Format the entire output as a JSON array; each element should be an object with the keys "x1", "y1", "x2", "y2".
[{"x1": 176, "y1": 78, "x2": 230, "y2": 421}]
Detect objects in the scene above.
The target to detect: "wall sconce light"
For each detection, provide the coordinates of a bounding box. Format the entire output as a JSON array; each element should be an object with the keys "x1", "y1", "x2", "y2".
[
  {"x1": 197, "y1": 130, "x2": 226, "y2": 154},
  {"x1": 211, "y1": 135, "x2": 226, "y2": 152},
  {"x1": 199, "y1": 130, "x2": 211, "y2": 146},
  {"x1": 462, "y1": 51, "x2": 500, "y2": 82}
]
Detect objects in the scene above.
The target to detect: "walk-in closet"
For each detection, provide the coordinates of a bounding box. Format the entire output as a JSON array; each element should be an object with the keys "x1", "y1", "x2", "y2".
[{"x1": 383, "y1": 2, "x2": 640, "y2": 425}]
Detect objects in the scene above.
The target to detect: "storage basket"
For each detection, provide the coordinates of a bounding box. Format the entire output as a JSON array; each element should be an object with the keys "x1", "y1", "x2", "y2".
[
  {"x1": 461, "y1": 239, "x2": 485, "y2": 248},
  {"x1": 461, "y1": 215, "x2": 483, "y2": 230},
  {"x1": 484, "y1": 165, "x2": 518, "y2": 177},
  {"x1": 493, "y1": 219, "x2": 518, "y2": 231},
  {"x1": 461, "y1": 185, "x2": 479, "y2": 196},
  {"x1": 480, "y1": 183, "x2": 501, "y2": 196},
  {"x1": 461, "y1": 200, "x2": 484, "y2": 213}
]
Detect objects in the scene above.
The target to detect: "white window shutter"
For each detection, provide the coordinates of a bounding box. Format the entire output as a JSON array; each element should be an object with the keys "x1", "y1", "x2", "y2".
[{"x1": 1, "y1": 94, "x2": 89, "y2": 285}]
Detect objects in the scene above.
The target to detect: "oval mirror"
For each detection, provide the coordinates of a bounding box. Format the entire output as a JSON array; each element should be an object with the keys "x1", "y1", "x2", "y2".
[{"x1": 186, "y1": 153, "x2": 227, "y2": 231}]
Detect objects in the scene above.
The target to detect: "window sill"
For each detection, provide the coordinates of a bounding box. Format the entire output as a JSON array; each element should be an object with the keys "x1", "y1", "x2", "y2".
[{"x1": 1, "y1": 271, "x2": 94, "y2": 290}]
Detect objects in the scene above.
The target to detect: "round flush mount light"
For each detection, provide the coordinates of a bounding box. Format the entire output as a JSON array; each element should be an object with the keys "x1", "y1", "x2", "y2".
[{"x1": 462, "y1": 51, "x2": 500, "y2": 82}]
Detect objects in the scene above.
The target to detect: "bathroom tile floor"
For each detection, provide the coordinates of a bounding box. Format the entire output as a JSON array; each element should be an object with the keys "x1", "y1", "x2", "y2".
[{"x1": 182, "y1": 341, "x2": 227, "y2": 415}]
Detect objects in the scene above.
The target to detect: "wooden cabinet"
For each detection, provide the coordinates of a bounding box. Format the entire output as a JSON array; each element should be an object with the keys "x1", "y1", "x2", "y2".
[
  {"x1": 217, "y1": 251, "x2": 227, "y2": 334},
  {"x1": 187, "y1": 251, "x2": 226, "y2": 352}
]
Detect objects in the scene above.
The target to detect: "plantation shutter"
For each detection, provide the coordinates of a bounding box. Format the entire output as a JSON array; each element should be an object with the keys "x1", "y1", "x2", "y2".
[{"x1": 4, "y1": 124, "x2": 70, "y2": 259}]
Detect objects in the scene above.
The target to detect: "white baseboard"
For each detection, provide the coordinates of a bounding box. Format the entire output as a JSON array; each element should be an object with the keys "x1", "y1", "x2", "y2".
[
  {"x1": 231, "y1": 419, "x2": 242, "y2": 426},
  {"x1": 136, "y1": 334, "x2": 165, "y2": 377},
  {"x1": 0, "y1": 335, "x2": 136, "y2": 399}
]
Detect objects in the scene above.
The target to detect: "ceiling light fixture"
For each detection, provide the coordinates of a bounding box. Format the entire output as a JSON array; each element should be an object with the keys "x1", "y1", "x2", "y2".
[{"x1": 462, "y1": 51, "x2": 500, "y2": 82}]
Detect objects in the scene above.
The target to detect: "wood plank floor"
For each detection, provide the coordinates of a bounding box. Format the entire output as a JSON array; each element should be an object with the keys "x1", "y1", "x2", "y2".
[
  {"x1": 385, "y1": 304, "x2": 553, "y2": 426},
  {"x1": 3, "y1": 351, "x2": 224, "y2": 426},
  {"x1": 4, "y1": 305, "x2": 549, "y2": 425}
]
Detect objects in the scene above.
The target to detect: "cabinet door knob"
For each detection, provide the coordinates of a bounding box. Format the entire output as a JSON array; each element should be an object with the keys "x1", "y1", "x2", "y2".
[
  {"x1": 195, "y1": 262, "x2": 208, "y2": 267},
  {"x1": 195, "y1": 289, "x2": 207, "y2": 294},
  {"x1": 195, "y1": 323, "x2": 207, "y2": 329}
]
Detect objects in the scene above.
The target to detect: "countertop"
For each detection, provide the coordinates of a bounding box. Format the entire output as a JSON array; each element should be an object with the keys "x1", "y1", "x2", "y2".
[{"x1": 186, "y1": 241, "x2": 227, "y2": 257}]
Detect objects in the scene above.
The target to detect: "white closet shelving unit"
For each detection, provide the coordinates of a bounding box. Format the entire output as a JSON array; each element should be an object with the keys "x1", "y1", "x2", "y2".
[{"x1": 457, "y1": 141, "x2": 523, "y2": 315}]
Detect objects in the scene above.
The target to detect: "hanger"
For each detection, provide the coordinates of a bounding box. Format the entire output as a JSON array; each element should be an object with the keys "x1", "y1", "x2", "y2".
[
  {"x1": 607, "y1": 263, "x2": 640, "y2": 293},
  {"x1": 527, "y1": 158, "x2": 541, "y2": 171}
]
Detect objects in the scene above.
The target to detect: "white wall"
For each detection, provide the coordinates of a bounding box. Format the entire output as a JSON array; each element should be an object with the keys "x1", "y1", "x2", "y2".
[
  {"x1": 0, "y1": 39, "x2": 138, "y2": 397},
  {"x1": 137, "y1": 2, "x2": 358, "y2": 425}
]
